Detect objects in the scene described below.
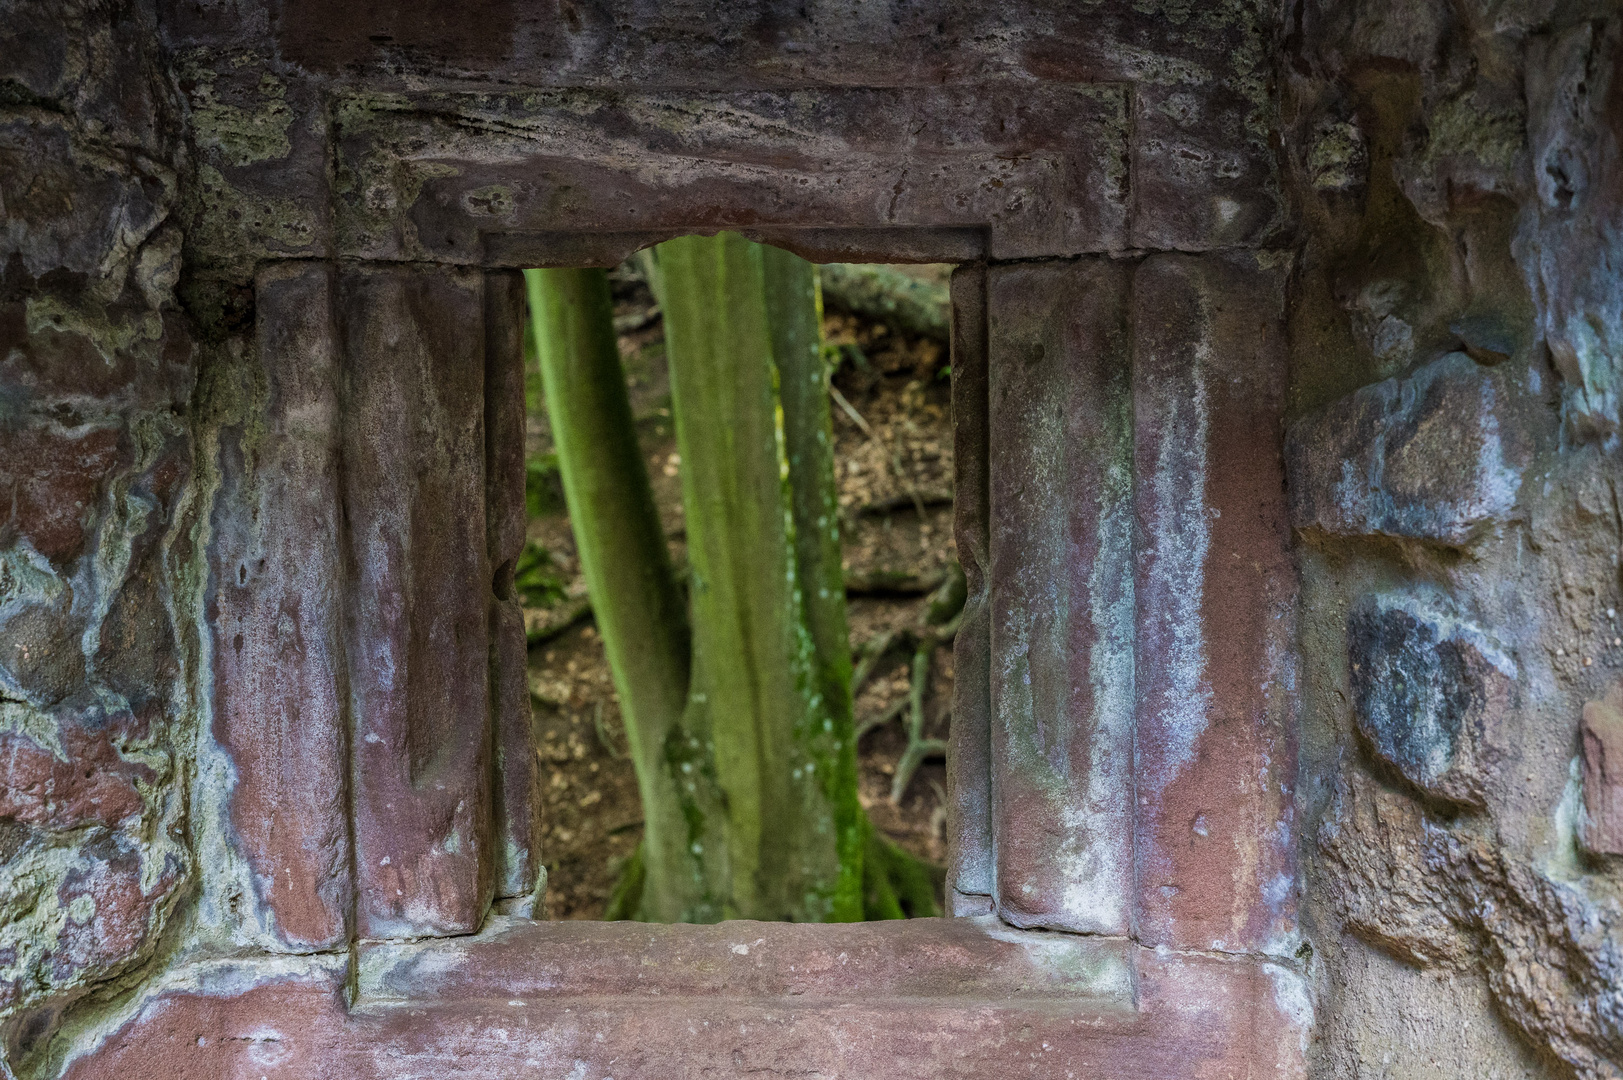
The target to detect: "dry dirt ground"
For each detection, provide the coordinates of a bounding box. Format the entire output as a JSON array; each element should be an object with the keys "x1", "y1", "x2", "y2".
[{"x1": 521, "y1": 261, "x2": 958, "y2": 919}]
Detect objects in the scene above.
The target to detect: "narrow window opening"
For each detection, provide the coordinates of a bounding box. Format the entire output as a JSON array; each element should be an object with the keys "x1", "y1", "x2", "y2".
[{"x1": 515, "y1": 237, "x2": 960, "y2": 921}]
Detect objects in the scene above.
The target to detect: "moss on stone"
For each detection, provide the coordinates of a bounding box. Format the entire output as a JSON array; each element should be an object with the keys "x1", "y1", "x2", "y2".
[
  {"x1": 23, "y1": 297, "x2": 164, "y2": 367},
  {"x1": 192, "y1": 164, "x2": 320, "y2": 258},
  {"x1": 1422, "y1": 93, "x2": 1525, "y2": 176},
  {"x1": 187, "y1": 71, "x2": 294, "y2": 167}
]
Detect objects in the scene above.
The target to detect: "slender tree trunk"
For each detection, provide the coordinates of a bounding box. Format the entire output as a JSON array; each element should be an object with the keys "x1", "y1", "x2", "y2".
[
  {"x1": 525, "y1": 268, "x2": 727, "y2": 923},
  {"x1": 761, "y1": 247, "x2": 865, "y2": 921},
  {"x1": 657, "y1": 232, "x2": 849, "y2": 920}
]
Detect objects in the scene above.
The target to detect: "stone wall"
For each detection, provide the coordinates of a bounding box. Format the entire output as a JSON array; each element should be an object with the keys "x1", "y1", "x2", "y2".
[
  {"x1": 0, "y1": 0, "x2": 196, "y2": 1060},
  {"x1": 0, "y1": 0, "x2": 1620, "y2": 1076},
  {"x1": 1283, "y1": 0, "x2": 1623, "y2": 1075}
]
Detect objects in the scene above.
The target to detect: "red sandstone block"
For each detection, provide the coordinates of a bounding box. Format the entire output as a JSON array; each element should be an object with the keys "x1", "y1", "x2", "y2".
[
  {"x1": 61, "y1": 920, "x2": 1307, "y2": 1079},
  {"x1": 1582, "y1": 694, "x2": 1623, "y2": 855},
  {"x1": 268, "y1": 0, "x2": 1251, "y2": 89},
  {"x1": 0, "y1": 300, "x2": 193, "y2": 417},
  {"x1": 484, "y1": 270, "x2": 540, "y2": 900},
  {"x1": 1131, "y1": 253, "x2": 1296, "y2": 953},
  {"x1": 332, "y1": 84, "x2": 1129, "y2": 265},
  {"x1": 356, "y1": 916, "x2": 1135, "y2": 1004},
  {"x1": 208, "y1": 263, "x2": 351, "y2": 951},
  {"x1": 1130, "y1": 85, "x2": 1285, "y2": 251},
  {"x1": 947, "y1": 263, "x2": 994, "y2": 906},
  {"x1": 338, "y1": 265, "x2": 495, "y2": 939},
  {"x1": 49, "y1": 835, "x2": 176, "y2": 987},
  {"x1": 1285, "y1": 352, "x2": 1530, "y2": 546},
  {"x1": 986, "y1": 259, "x2": 1135, "y2": 935},
  {"x1": 489, "y1": 602, "x2": 537, "y2": 899},
  {"x1": 0, "y1": 708, "x2": 151, "y2": 831},
  {"x1": 181, "y1": 72, "x2": 331, "y2": 266},
  {"x1": 0, "y1": 422, "x2": 125, "y2": 567},
  {"x1": 58, "y1": 972, "x2": 347, "y2": 1080},
  {"x1": 483, "y1": 271, "x2": 529, "y2": 580}
]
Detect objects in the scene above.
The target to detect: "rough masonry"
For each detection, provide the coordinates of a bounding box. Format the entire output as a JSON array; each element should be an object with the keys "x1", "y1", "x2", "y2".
[{"x1": 0, "y1": 0, "x2": 1620, "y2": 1077}]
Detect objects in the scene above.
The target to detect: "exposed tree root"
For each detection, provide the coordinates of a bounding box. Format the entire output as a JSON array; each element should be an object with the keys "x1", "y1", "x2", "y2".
[
  {"x1": 854, "y1": 563, "x2": 967, "y2": 804},
  {"x1": 818, "y1": 262, "x2": 949, "y2": 343}
]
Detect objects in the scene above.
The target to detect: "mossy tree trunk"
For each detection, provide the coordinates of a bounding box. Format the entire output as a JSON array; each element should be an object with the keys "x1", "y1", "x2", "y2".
[
  {"x1": 526, "y1": 267, "x2": 728, "y2": 922},
  {"x1": 760, "y1": 244, "x2": 867, "y2": 920},
  {"x1": 527, "y1": 235, "x2": 939, "y2": 922}
]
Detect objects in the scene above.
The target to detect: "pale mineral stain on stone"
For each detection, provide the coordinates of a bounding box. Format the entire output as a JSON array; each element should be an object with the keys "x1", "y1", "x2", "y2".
[
  {"x1": 1145, "y1": 343, "x2": 1213, "y2": 789},
  {"x1": 1288, "y1": 353, "x2": 1529, "y2": 547}
]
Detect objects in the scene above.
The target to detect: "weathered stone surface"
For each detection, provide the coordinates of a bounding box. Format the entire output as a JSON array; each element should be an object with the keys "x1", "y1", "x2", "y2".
[
  {"x1": 1131, "y1": 84, "x2": 1283, "y2": 251},
  {"x1": 338, "y1": 264, "x2": 494, "y2": 939},
  {"x1": 489, "y1": 601, "x2": 535, "y2": 900},
  {"x1": 0, "y1": 706, "x2": 152, "y2": 833},
  {"x1": 218, "y1": 0, "x2": 1258, "y2": 95},
  {"x1": 491, "y1": 226, "x2": 991, "y2": 272},
  {"x1": 0, "y1": 423, "x2": 127, "y2": 569},
  {"x1": 987, "y1": 259, "x2": 1134, "y2": 935},
  {"x1": 3, "y1": 0, "x2": 174, "y2": 157},
  {"x1": 178, "y1": 59, "x2": 332, "y2": 276},
  {"x1": 1131, "y1": 253, "x2": 1297, "y2": 954},
  {"x1": 0, "y1": 818, "x2": 183, "y2": 1060},
  {"x1": 332, "y1": 85, "x2": 1131, "y2": 265},
  {"x1": 156, "y1": 0, "x2": 1287, "y2": 280},
  {"x1": 0, "y1": 303, "x2": 195, "y2": 415},
  {"x1": 947, "y1": 262, "x2": 993, "y2": 910},
  {"x1": 60, "y1": 918, "x2": 1307, "y2": 1079},
  {"x1": 0, "y1": 117, "x2": 172, "y2": 289},
  {"x1": 0, "y1": 44, "x2": 196, "y2": 1033},
  {"x1": 0, "y1": 503, "x2": 190, "y2": 1054},
  {"x1": 14, "y1": 1, "x2": 1623, "y2": 1077},
  {"x1": 46, "y1": 833, "x2": 177, "y2": 988},
  {"x1": 357, "y1": 915, "x2": 1134, "y2": 1004},
  {"x1": 1347, "y1": 593, "x2": 1513, "y2": 809},
  {"x1": 1523, "y1": 19, "x2": 1623, "y2": 448},
  {"x1": 1287, "y1": 352, "x2": 1530, "y2": 546},
  {"x1": 1282, "y1": 3, "x2": 1623, "y2": 1076},
  {"x1": 0, "y1": 551, "x2": 86, "y2": 710},
  {"x1": 206, "y1": 261, "x2": 350, "y2": 951},
  {"x1": 1581, "y1": 690, "x2": 1623, "y2": 857},
  {"x1": 1317, "y1": 770, "x2": 1474, "y2": 968},
  {"x1": 1319, "y1": 769, "x2": 1623, "y2": 1080},
  {"x1": 483, "y1": 269, "x2": 539, "y2": 900}
]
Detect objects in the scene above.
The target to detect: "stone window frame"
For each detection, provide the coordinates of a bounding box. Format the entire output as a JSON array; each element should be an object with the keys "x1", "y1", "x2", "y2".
[{"x1": 65, "y1": 67, "x2": 1309, "y2": 1078}]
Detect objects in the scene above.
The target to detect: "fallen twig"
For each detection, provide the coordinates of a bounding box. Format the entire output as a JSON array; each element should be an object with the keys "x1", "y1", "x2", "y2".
[
  {"x1": 843, "y1": 567, "x2": 949, "y2": 597},
  {"x1": 853, "y1": 491, "x2": 954, "y2": 518},
  {"x1": 612, "y1": 306, "x2": 661, "y2": 334},
  {"x1": 524, "y1": 594, "x2": 593, "y2": 644}
]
